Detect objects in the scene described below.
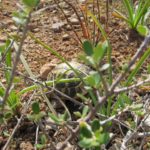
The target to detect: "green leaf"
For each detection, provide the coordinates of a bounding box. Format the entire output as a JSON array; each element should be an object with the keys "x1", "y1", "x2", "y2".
[
  {"x1": 74, "y1": 111, "x2": 82, "y2": 118},
  {"x1": 27, "y1": 112, "x2": 45, "y2": 123},
  {"x1": 0, "y1": 44, "x2": 5, "y2": 54},
  {"x1": 86, "y1": 74, "x2": 95, "y2": 87},
  {"x1": 32, "y1": 102, "x2": 40, "y2": 114},
  {"x1": 1, "y1": 40, "x2": 12, "y2": 83},
  {"x1": 7, "y1": 91, "x2": 20, "y2": 113},
  {"x1": 112, "y1": 10, "x2": 129, "y2": 23},
  {"x1": 96, "y1": 132, "x2": 110, "y2": 145},
  {"x1": 81, "y1": 106, "x2": 89, "y2": 118},
  {"x1": 80, "y1": 121, "x2": 93, "y2": 138},
  {"x1": 61, "y1": 111, "x2": 69, "y2": 121},
  {"x1": 35, "y1": 144, "x2": 44, "y2": 149},
  {"x1": 93, "y1": 41, "x2": 108, "y2": 64},
  {"x1": 4, "y1": 111, "x2": 13, "y2": 119},
  {"x1": 48, "y1": 113, "x2": 63, "y2": 124},
  {"x1": 137, "y1": 25, "x2": 149, "y2": 36},
  {"x1": 126, "y1": 48, "x2": 150, "y2": 85},
  {"x1": 79, "y1": 138, "x2": 99, "y2": 148},
  {"x1": 12, "y1": 11, "x2": 28, "y2": 25},
  {"x1": 22, "y1": 0, "x2": 40, "y2": 8},
  {"x1": 82, "y1": 40, "x2": 93, "y2": 56},
  {"x1": 40, "y1": 134, "x2": 47, "y2": 144},
  {"x1": 123, "y1": 0, "x2": 134, "y2": 24},
  {"x1": 85, "y1": 71, "x2": 101, "y2": 88},
  {"x1": 92, "y1": 119, "x2": 100, "y2": 132},
  {"x1": 112, "y1": 93, "x2": 132, "y2": 115},
  {"x1": 100, "y1": 64, "x2": 110, "y2": 71},
  {"x1": 3, "y1": 131, "x2": 10, "y2": 137}
]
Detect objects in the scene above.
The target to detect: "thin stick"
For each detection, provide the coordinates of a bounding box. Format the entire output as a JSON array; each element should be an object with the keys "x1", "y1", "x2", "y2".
[
  {"x1": 114, "y1": 76, "x2": 150, "y2": 93},
  {"x1": 34, "y1": 125, "x2": 39, "y2": 150},
  {"x1": 96, "y1": 0, "x2": 101, "y2": 44},
  {"x1": 2, "y1": 12, "x2": 31, "y2": 111}
]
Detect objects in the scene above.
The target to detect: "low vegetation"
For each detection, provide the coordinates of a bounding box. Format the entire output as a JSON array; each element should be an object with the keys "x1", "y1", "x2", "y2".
[{"x1": 0, "y1": 0, "x2": 150, "y2": 149}]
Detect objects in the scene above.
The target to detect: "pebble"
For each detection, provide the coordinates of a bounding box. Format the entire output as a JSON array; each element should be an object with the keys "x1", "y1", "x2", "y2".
[
  {"x1": 10, "y1": 25, "x2": 17, "y2": 31},
  {"x1": 33, "y1": 28, "x2": 40, "y2": 33},
  {"x1": 69, "y1": 18, "x2": 79, "y2": 25},
  {"x1": 59, "y1": 2, "x2": 69, "y2": 9},
  {"x1": 62, "y1": 33, "x2": 70, "y2": 41},
  {"x1": 51, "y1": 22, "x2": 64, "y2": 33},
  {"x1": 143, "y1": 115, "x2": 150, "y2": 131},
  {"x1": 0, "y1": 35, "x2": 7, "y2": 43},
  {"x1": 65, "y1": 25, "x2": 72, "y2": 31},
  {"x1": 64, "y1": 10, "x2": 71, "y2": 17}
]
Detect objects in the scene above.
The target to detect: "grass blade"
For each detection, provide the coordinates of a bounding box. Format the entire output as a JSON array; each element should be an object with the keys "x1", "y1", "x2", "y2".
[
  {"x1": 87, "y1": 10, "x2": 112, "y2": 84},
  {"x1": 123, "y1": 0, "x2": 134, "y2": 27},
  {"x1": 126, "y1": 48, "x2": 150, "y2": 85}
]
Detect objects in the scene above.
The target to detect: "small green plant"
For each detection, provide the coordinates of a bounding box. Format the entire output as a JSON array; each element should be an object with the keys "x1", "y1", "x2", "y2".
[
  {"x1": 36, "y1": 134, "x2": 48, "y2": 150},
  {"x1": 0, "y1": 39, "x2": 12, "y2": 82},
  {"x1": 79, "y1": 120, "x2": 110, "y2": 149},
  {"x1": 0, "y1": 87, "x2": 21, "y2": 122},
  {"x1": 113, "y1": 0, "x2": 150, "y2": 36},
  {"x1": 0, "y1": 40, "x2": 21, "y2": 122},
  {"x1": 0, "y1": 0, "x2": 149, "y2": 149},
  {"x1": 27, "y1": 102, "x2": 45, "y2": 123}
]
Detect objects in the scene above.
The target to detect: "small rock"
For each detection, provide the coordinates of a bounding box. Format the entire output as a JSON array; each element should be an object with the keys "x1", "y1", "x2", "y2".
[
  {"x1": 3, "y1": 19, "x2": 13, "y2": 25},
  {"x1": 2, "y1": 11, "x2": 10, "y2": 16},
  {"x1": 62, "y1": 34, "x2": 70, "y2": 41},
  {"x1": 33, "y1": 28, "x2": 40, "y2": 33},
  {"x1": 69, "y1": 18, "x2": 79, "y2": 25},
  {"x1": 1, "y1": 79, "x2": 6, "y2": 84},
  {"x1": 65, "y1": 25, "x2": 72, "y2": 31},
  {"x1": 20, "y1": 141, "x2": 33, "y2": 150},
  {"x1": 64, "y1": 10, "x2": 71, "y2": 17},
  {"x1": 40, "y1": 62, "x2": 57, "y2": 80},
  {"x1": 0, "y1": 35, "x2": 7, "y2": 42},
  {"x1": 51, "y1": 22, "x2": 64, "y2": 33},
  {"x1": 40, "y1": 63, "x2": 53, "y2": 80},
  {"x1": 143, "y1": 115, "x2": 150, "y2": 131},
  {"x1": 59, "y1": 2, "x2": 69, "y2": 9},
  {"x1": 10, "y1": 25, "x2": 17, "y2": 31}
]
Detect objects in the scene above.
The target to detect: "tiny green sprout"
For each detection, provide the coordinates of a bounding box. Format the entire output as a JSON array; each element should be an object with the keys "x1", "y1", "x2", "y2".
[
  {"x1": 36, "y1": 134, "x2": 47, "y2": 149},
  {"x1": 74, "y1": 106, "x2": 89, "y2": 119},
  {"x1": 79, "y1": 120, "x2": 110, "y2": 149},
  {"x1": 113, "y1": 0, "x2": 150, "y2": 35},
  {"x1": 48, "y1": 111, "x2": 69, "y2": 125},
  {"x1": 27, "y1": 102, "x2": 45, "y2": 123},
  {"x1": 85, "y1": 71, "x2": 101, "y2": 88},
  {"x1": 82, "y1": 40, "x2": 94, "y2": 56}
]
